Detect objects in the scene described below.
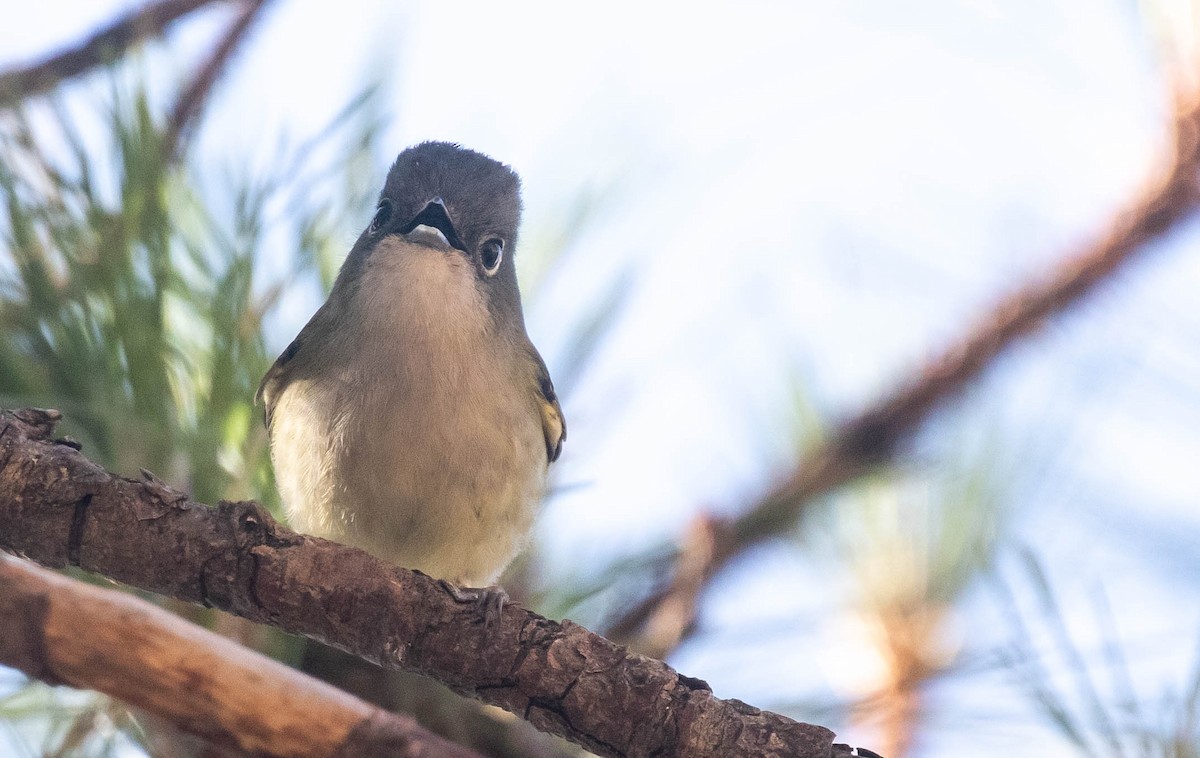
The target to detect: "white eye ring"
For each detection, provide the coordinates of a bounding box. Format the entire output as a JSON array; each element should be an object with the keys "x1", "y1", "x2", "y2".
[{"x1": 480, "y1": 238, "x2": 504, "y2": 276}]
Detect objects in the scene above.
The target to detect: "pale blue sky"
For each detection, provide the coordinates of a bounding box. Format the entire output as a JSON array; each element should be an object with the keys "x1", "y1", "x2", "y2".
[{"x1": 3, "y1": 2, "x2": 1199, "y2": 756}]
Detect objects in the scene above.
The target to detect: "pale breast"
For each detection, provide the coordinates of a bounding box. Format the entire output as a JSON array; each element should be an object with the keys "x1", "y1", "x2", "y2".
[{"x1": 271, "y1": 237, "x2": 547, "y2": 585}]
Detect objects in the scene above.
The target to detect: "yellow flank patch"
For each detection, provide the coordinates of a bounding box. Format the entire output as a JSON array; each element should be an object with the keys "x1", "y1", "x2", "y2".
[{"x1": 539, "y1": 397, "x2": 565, "y2": 463}]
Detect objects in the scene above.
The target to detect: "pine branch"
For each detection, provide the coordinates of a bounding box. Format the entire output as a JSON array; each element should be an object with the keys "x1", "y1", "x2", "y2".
[
  {"x1": 608, "y1": 89, "x2": 1200, "y2": 657},
  {"x1": 0, "y1": 554, "x2": 482, "y2": 757},
  {"x1": 0, "y1": 408, "x2": 857, "y2": 758},
  {"x1": 0, "y1": 0, "x2": 224, "y2": 106},
  {"x1": 161, "y1": 0, "x2": 271, "y2": 163}
]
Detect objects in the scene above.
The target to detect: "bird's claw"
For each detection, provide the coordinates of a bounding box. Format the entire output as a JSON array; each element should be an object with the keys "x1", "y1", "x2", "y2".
[{"x1": 437, "y1": 580, "x2": 509, "y2": 628}]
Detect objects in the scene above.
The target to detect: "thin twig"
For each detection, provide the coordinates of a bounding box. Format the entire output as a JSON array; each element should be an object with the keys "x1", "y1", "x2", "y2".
[
  {"x1": 0, "y1": 0, "x2": 223, "y2": 107},
  {"x1": 161, "y1": 0, "x2": 272, "y2": 163}
]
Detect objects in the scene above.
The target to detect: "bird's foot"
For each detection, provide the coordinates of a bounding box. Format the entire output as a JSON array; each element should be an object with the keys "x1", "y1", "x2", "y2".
[{"x1": 437, "y1": 580, "x2": 509, "y2": 628}]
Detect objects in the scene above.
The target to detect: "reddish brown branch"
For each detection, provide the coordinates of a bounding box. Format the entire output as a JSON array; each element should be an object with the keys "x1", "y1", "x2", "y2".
[
  {"x1": 162, "y1": 0, "x2": 271, "y2": 162},
  {"x1": 609, "y1": 93, "x2": 1200, "y2": 654},
  {"x1": 0, "y1": 554, "x2": 481, "y2": 758},
  {"x1": 0, "y1": 0, "x2": 223, "y2": 106},
  {"x1": 737, "y1": 96, "x2": 1200, "y2": 547},
  {"x1": 605, "y1": 514, "x2": 730, "y2": 661},
  {"x1": 0, "y1": 408, "x2": 850, "y2": 758}
]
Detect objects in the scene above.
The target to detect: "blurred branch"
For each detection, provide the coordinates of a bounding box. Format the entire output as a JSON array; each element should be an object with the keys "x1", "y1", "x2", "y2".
[
  {"x1": 0, "y1": 555, "x2": 480, "y2": 758},
  {"x1": 610, "y1": 88, "x2": 1200, "y2": 654},
  {"x1": 0, "y1": 0, "x2": 223, "y2": 107},
  {"x1": 0, "y1": 408, "x2": 852, "y2": 758},
  {"x1": 605, "y1": 513, "x2": 726, "y2": 659},
  {"x1": 300, "y1": 644, "x2": 579, "y2": 758},
  {"x1": 162, "y1": 0, "x2": 272, "y2": 162}
]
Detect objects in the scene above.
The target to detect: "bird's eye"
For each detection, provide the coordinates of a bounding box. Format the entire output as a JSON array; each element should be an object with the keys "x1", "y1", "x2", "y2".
[
  {"x1": 480, "y1": 238, "x2": 504, "y2": 275},
  {"x1": 370, "y1": 200, "x2": 392, "y2": 234}
]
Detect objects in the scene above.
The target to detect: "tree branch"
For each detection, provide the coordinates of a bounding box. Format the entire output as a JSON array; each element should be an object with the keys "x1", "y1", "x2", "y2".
[
  {"x1": 0, "y1": 408, "x2": 857, "y2": 758},
  {"x1": 0, "y1": 0, "x2": 224, "y2": 107},
  {"x1": 609, "y1": 89, "x2": 1200, "y2": 655},
  {"x1": 736, "y1": 92, "x2": 1200, "y2": 546},
  {"x1": 161, "y1": 0, "x2": 271, "y2": 163},
  {"x1": 0, "y1": 554, "x2": 482, "y2": 758}
]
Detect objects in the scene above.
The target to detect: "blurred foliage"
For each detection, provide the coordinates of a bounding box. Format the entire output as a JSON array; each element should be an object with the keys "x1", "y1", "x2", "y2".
[
  {"x1": 826, "y1": 448, "x2": 1009, "y2": 757},
  {"x1": 0, "y1": 681, "x2": 145, "y2": 758},
  {"x1": 0, "y1": 77, "x2": 379, "y2": 506},
  {"x1": 0, "y1": 65, "x2": 382, "y2": 754},
  {"x1": 997, "y1": 548, "x2": 1200, "y2": 758}
]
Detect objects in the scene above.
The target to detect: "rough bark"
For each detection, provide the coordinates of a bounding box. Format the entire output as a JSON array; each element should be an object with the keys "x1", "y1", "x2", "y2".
[
  {"x1": 0, "y1": 408, "x2": 848, "y2": 758},
  {"x1": 0, "y1": 554, "x2": 481, "y2": 757}
]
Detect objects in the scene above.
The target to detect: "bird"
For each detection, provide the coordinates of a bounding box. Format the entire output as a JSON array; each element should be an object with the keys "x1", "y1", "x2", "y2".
[{"x1": 257, "y1": 142, "x2": 565, "y2": 607}]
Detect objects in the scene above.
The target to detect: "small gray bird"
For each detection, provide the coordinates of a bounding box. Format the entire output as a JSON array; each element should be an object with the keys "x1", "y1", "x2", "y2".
[{"x1": 257, "y1": 142, "x2": 565, "y2": 597}]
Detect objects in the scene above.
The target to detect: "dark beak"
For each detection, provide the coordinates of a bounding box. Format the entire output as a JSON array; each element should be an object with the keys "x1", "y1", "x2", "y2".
[{"x1": 399, "y1": 196, "x2": 466, "y2": 251}]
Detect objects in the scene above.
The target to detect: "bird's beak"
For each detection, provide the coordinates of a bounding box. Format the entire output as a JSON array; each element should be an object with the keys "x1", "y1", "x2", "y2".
[{"x1": 399, "y1": 196, "x2": 467, "y2": 252}]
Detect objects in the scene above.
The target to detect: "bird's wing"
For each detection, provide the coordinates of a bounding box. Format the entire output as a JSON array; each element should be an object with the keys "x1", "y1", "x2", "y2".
[
  {"x1": 529, "y1": 348, "x2": 566, "y2": 464},
  {"x1": 256, "y1": 302, "x2": 335, "y2": 430},
  {"x1": 255, "y1": 338, "x2": 301, "y2": 431}
]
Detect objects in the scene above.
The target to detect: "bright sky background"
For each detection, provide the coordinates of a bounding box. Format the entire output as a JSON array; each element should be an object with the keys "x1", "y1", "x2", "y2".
[{"x1": 3, "y1": 2, "x2": 1200, "y2": 756}]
